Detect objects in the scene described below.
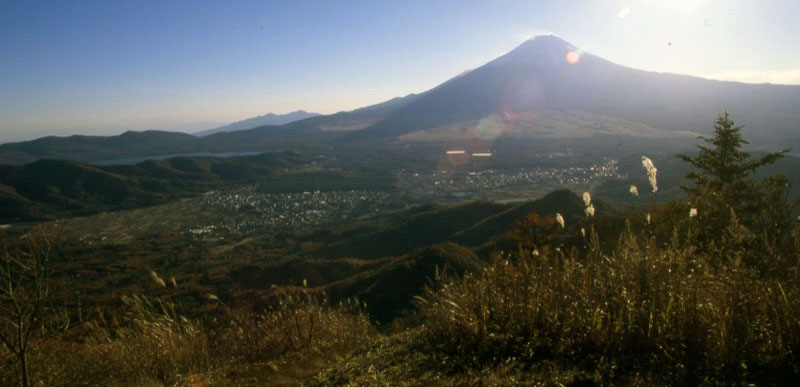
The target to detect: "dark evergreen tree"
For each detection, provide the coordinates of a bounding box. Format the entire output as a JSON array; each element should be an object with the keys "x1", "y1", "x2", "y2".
[{"x1": 678, "y1": 112, "x2": 792, "y2": 261}]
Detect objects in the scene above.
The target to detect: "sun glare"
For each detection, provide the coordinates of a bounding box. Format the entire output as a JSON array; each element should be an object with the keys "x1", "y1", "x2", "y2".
[{"x1": 565, "y1": 50, "x2": 580, "y2": 65}]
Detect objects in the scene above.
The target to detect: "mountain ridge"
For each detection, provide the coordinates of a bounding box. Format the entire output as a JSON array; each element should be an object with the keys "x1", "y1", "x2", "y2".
[
  {"x1": 346, "y1": 35, "x2": 800, "y2": 142},
  {"x1": 2, "y1": 35, "x2": 799, "y2": 164},
  {"x1": 194, "y1": 110, "x2": 321, "y2": 136},
  {"x1": 0, "y1": 152, "x2": 311, "y2": 222}
]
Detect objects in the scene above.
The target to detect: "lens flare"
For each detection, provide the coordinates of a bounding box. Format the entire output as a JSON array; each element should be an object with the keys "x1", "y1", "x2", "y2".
[
  {"x1": 618, "y1": 6, "x2": 631, "y2": 19},
  {"x1": 565, "y1": 50, "x2": 580, "y2": 65},
  {"x1": 475, "y1": 112, "x2": 514, "y2": 140},
  {"x1": 446, "y1": 152, "x2": 468, "y2": 167}
]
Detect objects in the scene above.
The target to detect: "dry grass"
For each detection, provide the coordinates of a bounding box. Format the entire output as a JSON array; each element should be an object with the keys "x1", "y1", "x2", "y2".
[
  {"x1": 2, "y1": 291, "x2": 373, "y2": 386},
  {"x1": 4, "y1": 221, "x2": 799, "y2": 385},
  {"x1": 1, "y1": 295, "x2": 210, "y2": 386},
  {"x1": 213, "y1": 289, "x2": 373, "y2": 366},
  {"x1": 416, "y1": 223, "x2": 800, "y2": 384}
]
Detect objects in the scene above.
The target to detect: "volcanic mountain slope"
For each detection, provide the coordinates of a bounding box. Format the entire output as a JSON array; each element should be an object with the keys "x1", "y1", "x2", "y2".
[
  {"x1": 2, "y1": 35, "x2": 799, "y2": 164},
  {"x1": 350, "y1": 35, "x2": 800, "y2": 145}
]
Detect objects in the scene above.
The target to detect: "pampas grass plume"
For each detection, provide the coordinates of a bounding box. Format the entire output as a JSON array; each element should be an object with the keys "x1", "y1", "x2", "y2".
[
  {"x1": 641, "y1": 156, "x2": 655, "y2": 172},
  {"x1": 149, "y1": 270, "x2": 166, "y2": 288},
  {"x1": 642, "y1": 156, "x2": 658, "y2": 193},
  {"x1": 585, "y1": 204, "x2": 595, "y2": 218},
  {"x1": 648, "y1": 167, "x2": 658, "y2": 193}
]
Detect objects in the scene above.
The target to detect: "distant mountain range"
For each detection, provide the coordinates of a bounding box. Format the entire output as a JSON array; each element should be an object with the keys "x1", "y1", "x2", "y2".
[
  {"x1": 194, "y1": 110, "x2": 320, "y2": 137},
  {"x1": 2, "y1": 35, "x2": 799, "y2": 164}
]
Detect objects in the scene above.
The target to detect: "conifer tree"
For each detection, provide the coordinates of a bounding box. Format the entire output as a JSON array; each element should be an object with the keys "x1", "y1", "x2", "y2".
[{"x1": 678, "y1": 112, "x2": 788, "y2": 251}]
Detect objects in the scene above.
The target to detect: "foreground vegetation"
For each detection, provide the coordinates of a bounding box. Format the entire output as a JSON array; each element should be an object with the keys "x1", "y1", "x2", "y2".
[
  {"x1": 1, "y1": 288, "x2": 373, "y2": 386},
  {"x1": 2, "y1": 113, "x2": 799, "y2": 385},
  {"x1": 410, "y1": 227, "x2": 800, "y2": 384},
  {"x1": 6, "y1": 206, "x2": 797, "y2": 385}
]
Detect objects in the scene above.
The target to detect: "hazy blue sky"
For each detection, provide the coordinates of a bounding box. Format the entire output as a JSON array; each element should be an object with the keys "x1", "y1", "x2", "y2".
[{"x1": 1, "y1": 0, "x2": 799, "y2": 142}]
